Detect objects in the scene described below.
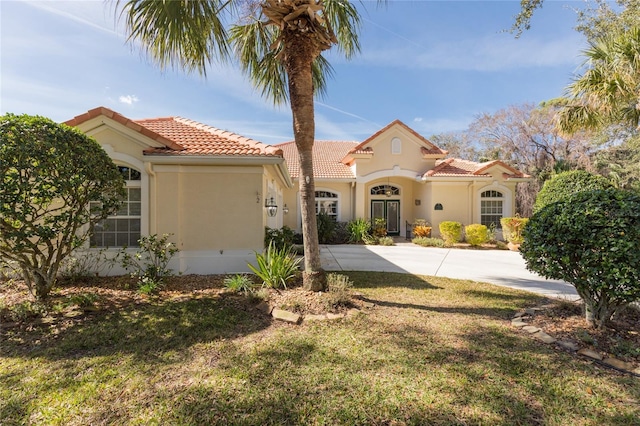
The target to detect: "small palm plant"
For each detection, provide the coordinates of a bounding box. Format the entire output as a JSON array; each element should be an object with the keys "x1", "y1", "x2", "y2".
[{"x1": 248, "y1": 242, "x2": 302, "y2": 289}]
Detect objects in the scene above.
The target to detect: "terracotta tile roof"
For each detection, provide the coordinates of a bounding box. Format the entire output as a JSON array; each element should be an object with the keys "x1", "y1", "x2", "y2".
[
  {"x1": 64, "y1": 107, "x2": 183, "y2": 150},
  {"x1": 138, "y1": 117, "x2": 282, "y2": 157},
  {"x1": 65, "y1": 106, "x2": 281, "y2": 157},
  {"x1": 347, "y1": 119, "x2": 447, "y2": 156},
  {"x1": 276, "y1": 140, "x2": 357, "y2": 179},
  {"x1": 424, "y1": 158, "x2": 530, "y2": 178}
]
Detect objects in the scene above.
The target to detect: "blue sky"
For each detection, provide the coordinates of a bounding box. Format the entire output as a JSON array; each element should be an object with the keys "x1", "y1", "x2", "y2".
[{"x1": 1, "y1": 0, "x2": 588, "y2": 144}]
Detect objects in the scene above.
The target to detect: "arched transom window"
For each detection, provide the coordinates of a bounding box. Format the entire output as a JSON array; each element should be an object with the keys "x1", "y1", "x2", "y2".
[
  {"x1": 315, "y1": 191, "x2": 338, "y2": 220},
  {"x1": 370, "y1": 185, "x2": 400, "y2": 196},
  {"x1": 90, "y1": 165, "x2": 142, "y2": 247},
  {"x1": 480, "y1": 190, "x2": 504, "y2": 228}
]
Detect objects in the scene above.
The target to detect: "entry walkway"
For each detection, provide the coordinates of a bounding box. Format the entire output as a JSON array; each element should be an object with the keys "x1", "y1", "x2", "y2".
[{"x1": 320, "y1": 244, "x2": 578, "y2": 300}]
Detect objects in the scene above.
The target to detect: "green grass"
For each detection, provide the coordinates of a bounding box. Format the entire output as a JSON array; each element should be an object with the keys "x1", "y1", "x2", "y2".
[{"x1": 1, "y1": 272, "x2": 639, "y2": 425}]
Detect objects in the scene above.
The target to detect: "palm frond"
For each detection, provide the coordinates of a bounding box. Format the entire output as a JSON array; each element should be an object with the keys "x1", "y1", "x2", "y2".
[{"x1": 117, "y1": 0, "x2": 232, "y2": 76}]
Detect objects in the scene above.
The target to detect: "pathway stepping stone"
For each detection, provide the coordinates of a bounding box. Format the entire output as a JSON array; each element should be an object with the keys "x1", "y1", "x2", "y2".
[
  {"x1": 534, "y1": 331, "x2": 556, "y2": 344},
  {"x1": 522, "y1": 325, "x2": 540, "y2": 334},
  {"x1": 557, "y1": 340, "x2": 580, "y2": 351},
  {"x1": 577, "y1": 348, "x2": 603, "y2": 360},
  {"x1": 271, "y1": 308, "x2": 301, "y2": 324}
]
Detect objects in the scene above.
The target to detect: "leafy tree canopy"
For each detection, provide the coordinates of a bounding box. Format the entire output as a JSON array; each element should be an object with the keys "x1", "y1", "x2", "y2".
[
  {"x1": 0, "y1": 114, "x2": 125, "y2": 300},
  {"x1": 533, "y1": 169, "x2": 613, "y2": 213}
]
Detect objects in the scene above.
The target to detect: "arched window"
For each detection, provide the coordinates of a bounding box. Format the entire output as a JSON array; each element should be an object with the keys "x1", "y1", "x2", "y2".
[
  {"x1": 315, "y1": 190, "x2": 338, "y2": 220},
  {"x1": 370, "y1": 185, "x2": 400, "y2": 196},
  {"x1": 90, "y1": 165, "x2": 142, "y2": 247},
  {"x1": 480, "y1": 190, "x2": 504, "y2": 228}
]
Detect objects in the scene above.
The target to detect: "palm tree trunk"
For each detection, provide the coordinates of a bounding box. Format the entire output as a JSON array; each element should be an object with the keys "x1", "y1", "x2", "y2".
[{"x1": 283, "y1": 32, "x2": 326, "y2": 291}]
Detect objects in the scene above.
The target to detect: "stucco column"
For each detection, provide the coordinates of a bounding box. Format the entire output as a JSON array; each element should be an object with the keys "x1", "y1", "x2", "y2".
[{"x1": 355, "y1": 182, "x2": 366, "y2": 218}]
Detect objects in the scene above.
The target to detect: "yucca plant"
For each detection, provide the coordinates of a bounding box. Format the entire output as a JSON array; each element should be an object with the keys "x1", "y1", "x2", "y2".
[{"x1": 248, "y1": 242, "x2": 302, "y2": 289}]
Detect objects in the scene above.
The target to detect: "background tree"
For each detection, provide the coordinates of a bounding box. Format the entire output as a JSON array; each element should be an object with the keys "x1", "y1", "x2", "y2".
[
  {"x1": 521, "y1": 188, "x2": 640, "y2": 328},
  {"x1": 117, "y1": 0, "x2": 364, "y2": 291},
  {"x1": 0, "y1": 114, "x2": 125, "y2": 301},
  {"x1": 438, "y1": 103, "x2": 594, "y2": 216},
  {"x1": 532, "y1": 169, "x2": 613, "y2": 213}
]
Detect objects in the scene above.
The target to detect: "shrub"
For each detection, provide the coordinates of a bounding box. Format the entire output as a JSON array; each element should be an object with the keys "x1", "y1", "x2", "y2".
[
  {"x1": 324, "y1": 273, "x2": 354, "y2": 311},
  {"x1": 265, "y1": 226, "x2": 295, "y2": 250},
  {"x1": 224, "y1": 274, "x2": 256, "y2": 294},
  {"x1": 533, "y1": 170, "x2": 613, "y2": 213},
  {"x1": 465, "y1": 224, "x2": 489, "y2": 246},
  {"x1": 521, "y1": 188, "x2": 640, "y2": 328},
  {"x1": 118, "y1": 234, "x2": 179, "y2": 294},
  {"x1": 0, "y1": 113, "x2": 125, "y2": 301},
  {"x1": 412, "y1": 237, "x2": 445, "y2": 248},
  {"x1": 500, "y1": 216, "x2": 529, "y2": 244},
  {"x1": 329, "y1": 221, "x2": 351, "y2": 244},
  {"x1": 317, "y1": 211, "x2": 337, "y2": 244},
  {"x1": 248, "y1": 242, "x2": 302, "y2": 289},
  {"x1": 378, "y1": 236, "x2": 395, "y2": 246},
  {"x1": 412, "y1": 219, "x2": 432, "y2": 238},
  {"x1": 372, "y1": 218, "x2": 387, "y2": 238},
  {"x1": 439, "y1": 221, "x2": 462, "y2": 245},
  {"x1": 347, "y1": 218, "x2": 371, "y2": 243}
]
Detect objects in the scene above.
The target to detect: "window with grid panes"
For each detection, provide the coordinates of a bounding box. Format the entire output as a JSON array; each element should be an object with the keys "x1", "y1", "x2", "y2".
[
  {"x1": 90, "y1": 166, "x2": 141, "y2": 247},
  {"x1": 480, "y1": 190, "x2": 504, "y2": 228},
  {"x1": 315, "y1": 191, "x2": 338, "y2": 220}
]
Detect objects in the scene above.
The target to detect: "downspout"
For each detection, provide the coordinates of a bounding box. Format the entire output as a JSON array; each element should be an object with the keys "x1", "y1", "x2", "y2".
[
  {"x1": 144, "y1": 162, "x2": 156, "y2": 235},
  {"x1": 351, "y1": 181, "x2": 356, "y2": 220},
  {"x1": 468, "y1": 181, "x2": 474, "y2": 225}
]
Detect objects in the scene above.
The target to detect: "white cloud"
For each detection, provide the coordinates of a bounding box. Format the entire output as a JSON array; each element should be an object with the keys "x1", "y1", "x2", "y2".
[{"x1": 119, "y1": 95, "x2": 139, "y2": 105}]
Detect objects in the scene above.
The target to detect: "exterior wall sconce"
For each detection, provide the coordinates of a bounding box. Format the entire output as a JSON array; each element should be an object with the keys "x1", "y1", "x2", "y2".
[
  {"x1": 415, "y1": 199, "x2": 421, "y2": 206},
  {"x1": 283, "y1": 204, "x2": 289, "y2": 214},
  {"x1": 265, "y1": 197, "x2": 278, "y2": 217},
  {"x1": 385, "y1": 185, "x2": 392, "y2": 197},
  {"x1": 434, "y1": 203, "x2": 443, "y2": 211}
]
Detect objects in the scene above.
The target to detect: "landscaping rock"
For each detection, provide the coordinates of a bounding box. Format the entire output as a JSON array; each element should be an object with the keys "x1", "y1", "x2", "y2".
[
  {"x1": 362, "y1": 302, "x2": 375, "y2": 309},
  {"x1": 577, "y1": 348, "x2": 603, "y2": 361},
  {"x1": 511, "y1": 319, "x2": 527, "y2": 328},
  {"x1": 522, "y1": 325, "x2": 541, "y2": 334},
  {"x1": 557, "y1": 340, "x2": 580, "y2": 352},
  {"x1": 326, "y1": 312, "x2": 345, "y2": 320},
  {"x1": 602, "y1": 357, "x2": 635, "y2": 372},
  {"x1": 524, "y1": 308, "x2": 537, "y2": 316},
  {"x1": 534, "y1": 331, "x2": 556, "y2": 344},
  {"x1": 513, "y1": 312, "x2": 525, "y2": 318},
  {"x1": 271, "y1": 308, "x2": 301, "y2": 324},
  {"x1": 346, "y1": 308, "x2": 361, "y2": 317},
  {"x1": 256, "y1": 302, "x2": 273, "y2": 315}
]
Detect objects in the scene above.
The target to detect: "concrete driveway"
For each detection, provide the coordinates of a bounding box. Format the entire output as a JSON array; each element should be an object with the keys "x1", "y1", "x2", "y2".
[{"x1": 320, "y1": 243, "x2": 579, "y2": 300}]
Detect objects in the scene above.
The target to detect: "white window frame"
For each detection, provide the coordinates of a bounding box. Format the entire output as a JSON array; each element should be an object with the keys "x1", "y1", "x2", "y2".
[
  {"x1": 480, "y1": 189, "x2": 505, "y2": 228},
  {"x1": 314, "y1": 190, "x2": 340, "y2": 221}
]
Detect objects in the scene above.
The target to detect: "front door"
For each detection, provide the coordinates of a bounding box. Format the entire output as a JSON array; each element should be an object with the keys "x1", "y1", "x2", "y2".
[{"x1": 371, "y1": 200, "x2": 400, "y2": 236}]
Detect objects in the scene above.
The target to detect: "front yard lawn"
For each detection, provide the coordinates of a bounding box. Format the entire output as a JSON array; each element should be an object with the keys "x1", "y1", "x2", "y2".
[{"x1": 1, "y1": 272, "x2": 638, "y2": 425}]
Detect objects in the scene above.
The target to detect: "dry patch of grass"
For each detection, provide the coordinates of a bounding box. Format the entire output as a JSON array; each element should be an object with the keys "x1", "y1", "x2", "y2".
[{"x1": 1, "y1": 272, "x2": 639, "y2": 425}]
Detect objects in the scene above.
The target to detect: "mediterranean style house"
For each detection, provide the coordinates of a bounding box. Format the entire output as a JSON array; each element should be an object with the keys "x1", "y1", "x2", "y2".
[{"x1": 65, "y1": 107, "x2": 530, "y2": 274}]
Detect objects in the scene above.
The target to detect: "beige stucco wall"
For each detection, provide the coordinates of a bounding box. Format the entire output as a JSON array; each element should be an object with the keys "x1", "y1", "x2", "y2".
[{"x1": 353, "y1": 126, "x2": 437, "y2": 178}]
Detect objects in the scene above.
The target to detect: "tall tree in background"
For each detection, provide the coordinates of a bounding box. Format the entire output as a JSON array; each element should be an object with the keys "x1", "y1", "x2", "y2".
[
  {"x1": 466, "y1": 103, "x2": 593, "y2": 216},
  {"x1": 116, "y1": 0, "x2": 364, "y2": 291}
]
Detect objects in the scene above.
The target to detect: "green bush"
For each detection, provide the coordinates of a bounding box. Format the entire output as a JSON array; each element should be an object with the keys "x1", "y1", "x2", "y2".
[
  {"x1": 378, "y1": 236, "x2": 395, "y2": 246},
  {"x1": 248, "y1": 242, "x2": 302, "y2": 289},
  {"x1": 329, "y1": 221, "x2": 351, "y2": 244},
  {"x1": 412, "y1": 237, "x2": 445, "y2": 248},
  {"x1": 347, "y1": 218, "x2": 371, "y2": 243},
  {"x1": 0, "y1": 113, "x2": 125, "y2": 301},
  {"x1": 439, "y1": 221, "x2": 462, "y2": 245},
  {"x1": 533, "y1": 170, "x2": 613, "y2": 213},
  {"x1": 317, "y1": 211, "x2": 336, "y2": 244},
  {"x1": 118, "y1": 234, "x2": 179, "y2": 294},
  {"x1": 324, "y1": 273, "x2": 354, "y2": 311},
  {"x1": 521, "y1": 188, "x2": 640, "y2": 328},
  {"x1": 465, "y1": 224, "x2": 489, "y2": 246},
  {"x1": 372, "y1": 218, "x2": 387, "y2": 238},
  {"x1": 265, "y1": 226, "x2": 295, "y2": 250},
  {"x1": 224, "y1": 274, "x2": 256, "y2": 294},
  {"x1": 500, "y1": 216, "x2": 529, "y2": 244}
]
